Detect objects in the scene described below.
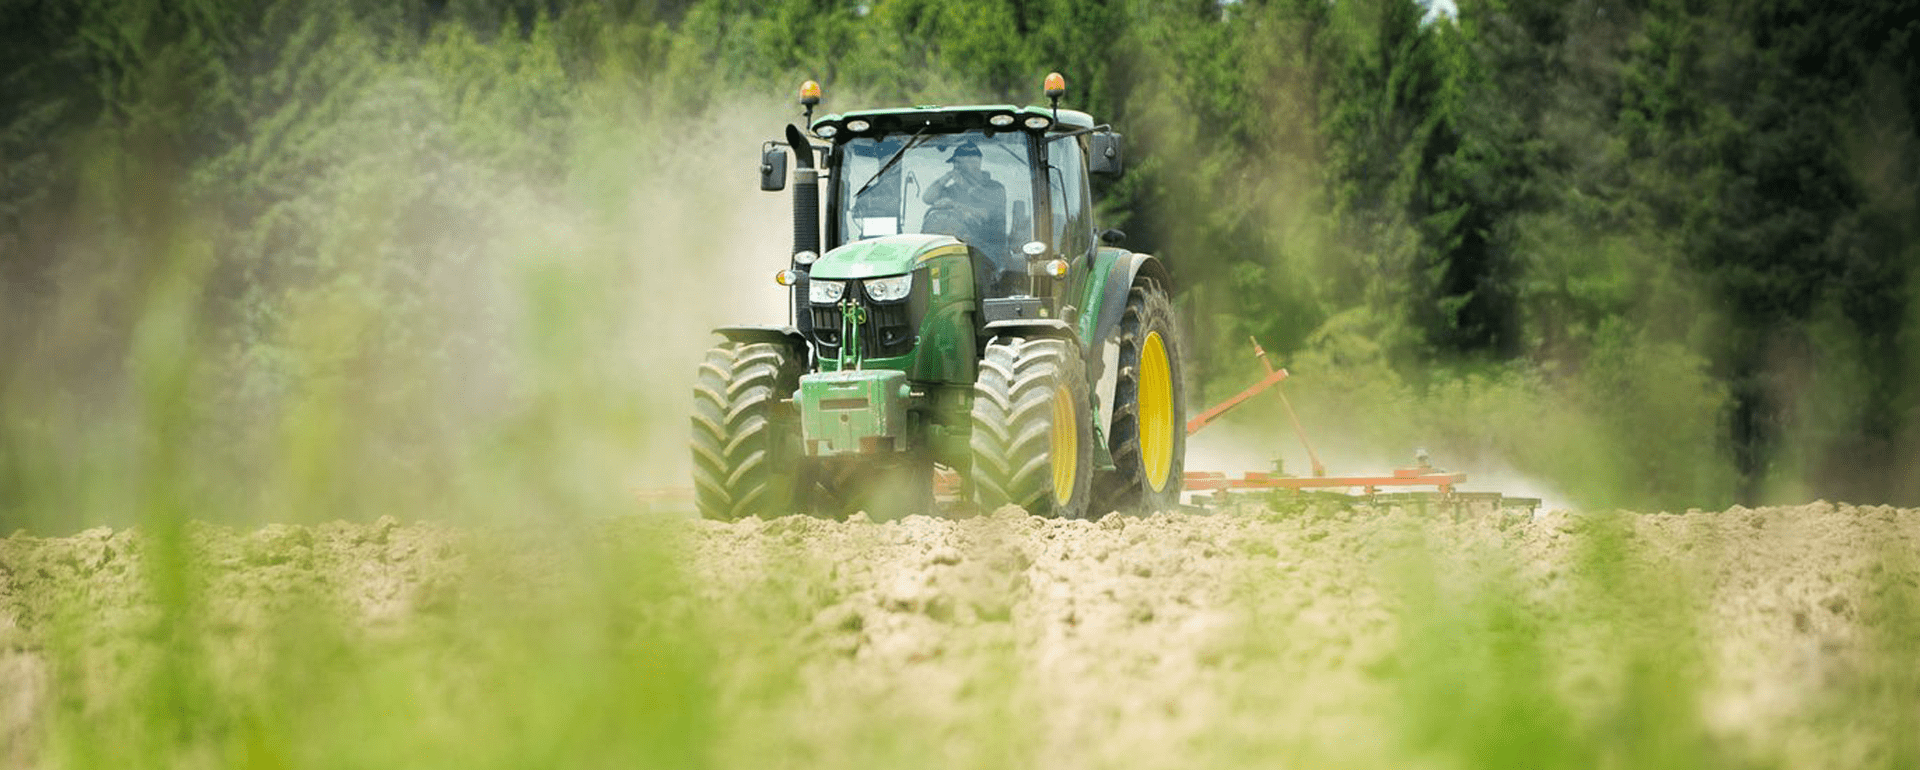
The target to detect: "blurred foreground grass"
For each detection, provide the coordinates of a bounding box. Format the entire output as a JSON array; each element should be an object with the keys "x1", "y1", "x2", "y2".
[{"x1": 5, "y1": 465, "x2": 1918, "y2": 770}]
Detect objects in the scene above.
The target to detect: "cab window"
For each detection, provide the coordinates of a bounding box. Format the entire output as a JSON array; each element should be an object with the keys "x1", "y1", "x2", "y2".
[{"x1": 835, "y1": 130, "x2": 1035, "y2": 264}]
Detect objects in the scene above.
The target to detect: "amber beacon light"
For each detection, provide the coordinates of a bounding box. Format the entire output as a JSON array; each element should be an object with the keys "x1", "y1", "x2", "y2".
[{"x1": 800, "y1": 80, "x2": 822, "y2": 121}]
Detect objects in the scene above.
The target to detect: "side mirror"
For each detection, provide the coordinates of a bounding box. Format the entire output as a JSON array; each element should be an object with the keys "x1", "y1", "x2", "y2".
[
  {"x1": 760, "y1": 145, "x2": 788, "y2": 191},
  {"x1": 1099, "y1": 228, "x2": 1126, "y2": 246},
  {"x1": 1089, "y1": 132, "x2": 1123, "y2": 177}
]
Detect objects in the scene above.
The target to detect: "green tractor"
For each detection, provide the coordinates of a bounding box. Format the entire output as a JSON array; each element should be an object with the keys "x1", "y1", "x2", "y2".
[{"x1": 692, "y1": 75, "x2": 1184, "y2": 520}]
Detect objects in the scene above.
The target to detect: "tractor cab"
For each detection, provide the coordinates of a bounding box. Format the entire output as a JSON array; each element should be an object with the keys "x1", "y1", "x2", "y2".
[
  {"x1": 814, "y1": 106, "x2": 1104, "y2": 298},
  {"x1": 762, "y1": 86, "x2": 1124, "y2": 334}
]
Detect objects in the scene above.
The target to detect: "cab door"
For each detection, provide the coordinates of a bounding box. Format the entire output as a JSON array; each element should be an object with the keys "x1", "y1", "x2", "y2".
[{"x1": 1045, "y1": 133, "x2": 1097, "y2": 316}]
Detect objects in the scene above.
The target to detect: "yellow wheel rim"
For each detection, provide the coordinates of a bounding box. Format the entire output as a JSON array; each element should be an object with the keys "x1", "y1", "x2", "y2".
[
  {"x1": 1051, "y1": 383, "x2": 1077, "y2": 506},
  {"x1": 1139, "y1": 331, "x2": 1174, "y2": 492}
]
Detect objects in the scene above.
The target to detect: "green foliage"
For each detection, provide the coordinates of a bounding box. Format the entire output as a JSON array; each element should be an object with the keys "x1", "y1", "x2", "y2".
[
  {"x1": 1381, "y1": 511, "x2": 1737, "y2": 770},
  {"x1": 1608, "y1": 0, "x2": 1920, "y2": 502},
  {"x1": 0, "y1": 0, "x2": 1916, "y2": 529}
]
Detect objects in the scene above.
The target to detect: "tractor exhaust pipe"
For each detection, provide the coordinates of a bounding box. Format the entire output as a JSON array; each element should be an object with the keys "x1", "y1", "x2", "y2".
[
  {"x1": 786, "y1": 124, "x2": 819, "y2": 256},
  {"x1": 786, "y1": 124, "x2": 819, "y2": 343}
]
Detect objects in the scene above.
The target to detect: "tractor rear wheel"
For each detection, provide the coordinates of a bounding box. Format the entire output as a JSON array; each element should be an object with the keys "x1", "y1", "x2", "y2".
[
  {"x1": 691, "y1": 341, "x2": 804, "y2": 520},
  {"x1": 969, "y1": 336, "x2": 1093, "y2": 518},
  {"x1": 1100, "y1": 278, "x2": 1186, "y2": 513}
]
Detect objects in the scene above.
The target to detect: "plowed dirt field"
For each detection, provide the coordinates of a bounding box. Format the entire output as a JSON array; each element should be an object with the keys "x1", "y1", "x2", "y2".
[{"x1": 3, "y1": 502, "x2": 1916, "y2": 768}]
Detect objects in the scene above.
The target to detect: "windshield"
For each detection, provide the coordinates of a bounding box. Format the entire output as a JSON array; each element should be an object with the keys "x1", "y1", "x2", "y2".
[{"x1": 835, "y1": 130, "x2": 1034, "y2": 263}]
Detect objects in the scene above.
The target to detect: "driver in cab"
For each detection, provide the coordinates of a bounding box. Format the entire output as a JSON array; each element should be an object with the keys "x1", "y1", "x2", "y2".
[{"x1": 921, "y1": 142, "x2": 1006, "y2": 257}]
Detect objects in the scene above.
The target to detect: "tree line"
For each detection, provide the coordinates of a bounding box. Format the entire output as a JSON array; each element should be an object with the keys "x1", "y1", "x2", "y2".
[{"x1": 2, "y1": 0, "x2": 1915, "y2": 511}]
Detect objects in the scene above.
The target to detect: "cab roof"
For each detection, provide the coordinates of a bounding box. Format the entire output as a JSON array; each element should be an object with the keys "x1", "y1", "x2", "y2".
[{"x1": 810, "y1": 104, "x2": 1096, "y2": 138}]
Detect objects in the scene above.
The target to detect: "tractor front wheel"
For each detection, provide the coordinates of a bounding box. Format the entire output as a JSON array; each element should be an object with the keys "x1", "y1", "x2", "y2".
[
  {"x1": 691, "y1": 341, "x2": 804, "y2": 520},
  {"x1": 969, "y1": 336, "x2": 1093, "y2": 518}
]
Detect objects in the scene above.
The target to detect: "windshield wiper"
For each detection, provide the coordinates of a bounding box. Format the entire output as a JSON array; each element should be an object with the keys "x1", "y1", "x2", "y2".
[{"x1": 854, "y1": 126, "x2": 933, "y2": 198}]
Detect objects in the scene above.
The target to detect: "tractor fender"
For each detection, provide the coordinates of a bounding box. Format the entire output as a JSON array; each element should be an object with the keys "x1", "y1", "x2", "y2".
[
  {"x1": 982, "y1": 318, "x2": 1077, "y2": 343},
  {"x1": 1087, "y1": 252, "x2": 1173, "y2": 354},
  {"x1": 713, "y1": 325, "x2": 810, "y2": 352}
]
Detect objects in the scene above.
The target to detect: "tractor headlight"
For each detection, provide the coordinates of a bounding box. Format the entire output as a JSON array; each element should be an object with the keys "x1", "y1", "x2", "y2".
[
  {"x1": 863, "y1": 274, "x2": 912, "y2": 302},
  {"x1": 809, "y1": 279, "x2": 846, "y2": 303}
]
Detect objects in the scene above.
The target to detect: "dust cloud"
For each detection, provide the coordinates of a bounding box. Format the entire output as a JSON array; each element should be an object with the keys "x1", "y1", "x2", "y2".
[{"x1": 0, "y1": 87, "x2": 819, "y2": 528}]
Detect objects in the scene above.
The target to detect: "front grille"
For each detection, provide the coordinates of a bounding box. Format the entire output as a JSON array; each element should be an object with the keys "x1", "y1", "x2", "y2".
[
  {"x1": 808, "y1": 275, "x2": 924, "y2": 362},
  {"x1": 868, "y1": 301, "x2": 914, "y2": 353}
]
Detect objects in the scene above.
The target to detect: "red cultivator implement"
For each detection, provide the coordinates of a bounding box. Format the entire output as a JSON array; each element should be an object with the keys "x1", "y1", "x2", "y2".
[{"x1": 1179, "y1": 338, "x2": 1538, "y2": 515}]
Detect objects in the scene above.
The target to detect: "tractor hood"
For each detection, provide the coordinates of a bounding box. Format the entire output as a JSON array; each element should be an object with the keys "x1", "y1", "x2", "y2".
[{"x1": 810, "y1": 234, "x2": 963, "y2": 280}]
